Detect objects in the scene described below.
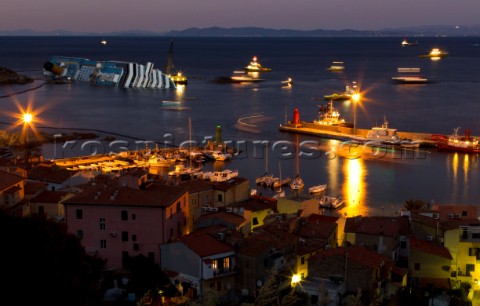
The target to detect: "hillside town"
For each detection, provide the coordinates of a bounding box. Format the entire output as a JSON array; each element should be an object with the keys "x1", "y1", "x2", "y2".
[{"x1": 0, "y1": 136, "x2": 477, "y2": 306}]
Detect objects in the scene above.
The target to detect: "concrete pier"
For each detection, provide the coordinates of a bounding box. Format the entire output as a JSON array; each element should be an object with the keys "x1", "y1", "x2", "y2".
[{"x1": 279, "y1": 122, "x2": 438, "y2": 147}]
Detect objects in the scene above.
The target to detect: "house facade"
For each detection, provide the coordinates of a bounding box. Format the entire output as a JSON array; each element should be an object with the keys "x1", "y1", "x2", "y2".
[{"x1": 63, "y1": 176, "x2": 189, "y2": 269}]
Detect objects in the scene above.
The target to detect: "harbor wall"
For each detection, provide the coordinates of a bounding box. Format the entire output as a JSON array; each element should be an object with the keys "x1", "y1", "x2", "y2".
[{"x1": 280, "y1": 122, "x2": 437, "y2": 146}]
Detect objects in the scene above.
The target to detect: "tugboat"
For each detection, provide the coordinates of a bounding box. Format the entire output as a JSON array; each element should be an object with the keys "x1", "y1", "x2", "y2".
[
  {"x1": 433, "y1": 127, "x2": 480, "y2": 153},
  {"x1": 244, "y1": 56, "x2": 271, "y2": 72},
  {"x1": 313, "y1": 100, "x2": 353, "y2": 127}
]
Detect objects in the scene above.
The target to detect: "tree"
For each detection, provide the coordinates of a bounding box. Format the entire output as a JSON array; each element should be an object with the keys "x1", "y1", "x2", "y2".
[
  {"x1": 0, "y1": 211, "x2": 105, "y2": 306},
  {"x1": 255, "y1": 268, "x2": 280, "y2": 306}
]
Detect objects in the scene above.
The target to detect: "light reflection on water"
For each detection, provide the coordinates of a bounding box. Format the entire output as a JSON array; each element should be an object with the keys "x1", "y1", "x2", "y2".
[{"x1": 341, "y1": 158, "x2": 367, "y2": 218}]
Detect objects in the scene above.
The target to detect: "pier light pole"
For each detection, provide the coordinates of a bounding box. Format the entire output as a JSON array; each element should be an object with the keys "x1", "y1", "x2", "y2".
[
  {"x1": 22, "y1": 112, "x2": 33, "y2": 167},
  {"x1": 351, "y1": 93, "x2": 361, "y2": 135}
]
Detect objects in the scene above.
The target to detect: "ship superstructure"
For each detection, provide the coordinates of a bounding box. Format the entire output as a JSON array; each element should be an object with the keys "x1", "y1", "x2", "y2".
[{"x1": 43, "y1": 56, "x2": 176, "y2": 89}]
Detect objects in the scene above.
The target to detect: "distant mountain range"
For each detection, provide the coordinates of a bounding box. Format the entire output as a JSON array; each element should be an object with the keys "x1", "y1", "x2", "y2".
[{"x1": 1, "y1": 25, "x2": 479, "y2": 37}]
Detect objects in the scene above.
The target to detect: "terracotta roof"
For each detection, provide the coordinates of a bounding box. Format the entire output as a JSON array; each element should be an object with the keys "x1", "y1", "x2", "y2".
[
  {"x1": 24, "y1": 180, "x2": 47, "y2": 195},
  {"x1": 0, "y1": 170, "x2": 24, "y2": 191},
  {"x1": 179, "y1": 179, "x2": 213, "y2": 193},
  {"x1": 409, "y1": 237, "x2": 452, "y2": 259},
  {"x1": 239, "y1": 228, "x2": 296, "y2": 257},
  {"x1": 345, "y1": 216, "x2": 410, "y2": 236},
  {"x1": 443, "y1": 219, "x2": 480, "y2": 231},
  {"x1": 296, "y1": 218, "x2": 337, "y2": 240},
  {"x1": 180, "y1": 230, "x2": 234, "y2": 257},
  {"x1": 311, "y1": 245, "x2": 394, "y2": 269},
  {"x1": 297, "y1": 238, "x2": 327, "y2": 256},
  {"x1": 212, "y1": 177, "x2": 248, "y2": 191},
  {"x1": 27, "y1": 164, "x2": 76, "y2": 184},
  {"x1": 307, "y1": 214, "x2": 339, "y2": 223},
  {"x1": 30, "y1": 190, "x2": 70, "y2": 203},
  {"x1": 392, "y1": 266, "x2": 409, "y2": 277},
  {"x1": 235, "y1": 197, "x2": 274, "y2": 212},
  {"x1": 411, "y1": 213, "x2": 441, "y2": 228},
  {"x1": 64, "y1": 179, "x2": 188, "y2": 208},
  {"x1": 196, "y1": 211, "x2": 246, "y2": 227}
]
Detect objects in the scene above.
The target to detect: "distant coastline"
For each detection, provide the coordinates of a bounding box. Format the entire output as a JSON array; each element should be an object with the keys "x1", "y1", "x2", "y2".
[{"x1": 1, "y1": 25, "x2": 479, "y2": 37}]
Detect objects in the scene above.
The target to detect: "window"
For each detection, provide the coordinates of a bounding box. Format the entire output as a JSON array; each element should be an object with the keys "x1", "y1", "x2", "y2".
[
  {"x1": 462, "y1": 211, "x2": 468, "y2": 217},
  {"x1": 170, "y1": 228, "x2": 173, "y2": 239},
  {"x1": 301, "y1": 257, "x2": 305, "y2": 265},
  {"x1": 217, "y1": 194, "x2": 223, "y2": 202},
  {"x1": 100, "y1": 240, "x2": 107, "y2": 249},
  {"x1": 121, "y1": 210, "x2": 128, "y2": 221},
  {"x1": 132, "y1": 214, "x2": 136, "y2": 220},
  {"x1": 132, "y1": 234, "x2": 137, "y2": 242},
  {"x1": 252, "y1": 217, "x2": 259, "y2": 225},
  {"x1": 133, "y1": 243, "x2": 139, "y2": 251},
  {"x1": 76, "y1": 229, "x2": 83, "y2": 239},
  {"x1": 414, "y1": 263, "x2": 420, "y2": 271},
  {"x1": 401, "y1": 241, "x2": 407, "y2": 248},
  {"x1": 76, "y1": 209, "x2": 83, "y2": 219},
  {"x1": 99, "y1": 218, "x2": 106, "y2": 230},
  {"x1": 177, "y1": 202, "x2": 181, "y2": 212},
  {"x1": 223, "y1": 257, "x2": 230, "y2": 269},
  {"x1": 122, "y1": 231, "x2": 129, "y2": 242},
  {"x1": 212, "y1": 259, "x2": 218, "y2": 270}
]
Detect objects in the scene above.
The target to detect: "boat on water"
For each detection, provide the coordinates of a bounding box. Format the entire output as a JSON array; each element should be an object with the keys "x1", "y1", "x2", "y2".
[
  {"x1": 43, "y1": 56, "x2": 176, "y2": 88},
  {"x1": 401, "y1": 38, "x2": 418, "y2": 47},
  {"x1": 100, "y1": 39, "x2": 107, "y2": 45},
  {"x1": 230, "y1": 71, "x2": 265, "y2": 83},
  {"x1": 290, "y1": 175, "x2": 304, "y2": 191},
  {"x1": 432, "y1": 127, "x2": 480, "y2": 153},
  {"x1": 324, "y1": 84, "x2": 357, "y2": 101},
  {"x1": 319, "y1": 195, "x2": 344, "y2": 209},
  {"x1": 419, "y1": 48, "x2": 448, "y2": 59},
  {"x1": 326, "y1": 61, "x2": 345, "y2": 71},
  {"x1": 313, "y1": 100, "x2": 353, "y2": 127},
  {"x1": 166, "y1": 40, "x2": 188, "y2": 85},
  {"x1": 361, "y1": 117, "x2": 421, "y2": 148},
  {"x1": 308, "y1": 184, "x2": 327, "y2": 194},
  {"x1": 208, "y1": 150, "x2": 232, "y2": 161},
  {"x1": 272, "y1": 177, "x2": 291, "y2": 188},
  {"x1": 391, "y1": 68, "x2": 428, "y2": 84},
  {"x1": 162, "y1": 100, "x2": 181, "y2": 106},
  {"x1": 209, "y1": 169, "x2": 239, "y2": 182},
  {"x1": 244, "y1": 56, "x2": 271, "y2": 72}
]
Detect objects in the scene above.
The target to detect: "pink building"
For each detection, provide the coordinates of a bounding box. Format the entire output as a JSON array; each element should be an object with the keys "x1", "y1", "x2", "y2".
[{"x1": 63, "y1": 173, "x2": 189, "y2": 269}]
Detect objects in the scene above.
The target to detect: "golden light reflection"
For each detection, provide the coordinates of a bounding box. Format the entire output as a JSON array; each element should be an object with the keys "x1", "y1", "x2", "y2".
[
  {"x1": 452, "y1": 153, "x2": 458, "y2": 189},
  {"x1": 463, "y1": 154, "x2": 469, "y2": 185},
  {"x1": 341, "y1": 158, "x2": 367, "y2": 218},
  {"x1": 175, "y1": 84, "x2": 185, "y2": 98}
]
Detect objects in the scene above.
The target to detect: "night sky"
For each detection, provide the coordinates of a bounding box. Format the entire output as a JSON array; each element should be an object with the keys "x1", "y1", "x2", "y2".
[{"x1": 1, "y1": 0, "x2": 479, "y2": 32}]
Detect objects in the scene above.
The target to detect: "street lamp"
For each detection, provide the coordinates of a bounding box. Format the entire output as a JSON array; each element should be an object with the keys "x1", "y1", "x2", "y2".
[
  {"x1": 351, "y1": 93, "x2": 361, "y2": 136},
  {"x1": 22, "y1": 112, "x2": 33, "y2": 167}
]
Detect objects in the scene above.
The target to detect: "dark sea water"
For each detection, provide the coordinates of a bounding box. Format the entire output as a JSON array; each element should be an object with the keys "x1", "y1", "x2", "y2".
[{"x1": 1, "y1": 36, "x2": 480, "y2": 216}]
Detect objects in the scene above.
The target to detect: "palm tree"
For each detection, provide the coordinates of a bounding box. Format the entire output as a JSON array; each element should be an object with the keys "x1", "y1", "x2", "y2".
[{"x1": 404, "y1": 199, "x2": 427, "y2": 211}]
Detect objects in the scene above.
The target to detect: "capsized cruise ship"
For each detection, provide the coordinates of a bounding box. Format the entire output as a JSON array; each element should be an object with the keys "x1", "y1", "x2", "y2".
[{"x1": 43, "y1": 56, "x2": 176, "y2": 88}]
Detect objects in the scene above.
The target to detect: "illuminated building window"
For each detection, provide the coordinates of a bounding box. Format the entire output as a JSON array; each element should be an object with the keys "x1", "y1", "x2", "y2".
[
  {"x1": 212, "y1": 260, "x2": 218, "y2": 270},
  {"x1": 223, "y1": 257, "x2": 230, "y2": 269}
]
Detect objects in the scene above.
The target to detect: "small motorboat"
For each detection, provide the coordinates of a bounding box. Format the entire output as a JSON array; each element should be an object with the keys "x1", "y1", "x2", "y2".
[
  {"x1": 100, "y1": 39, "x2": 107, "y2": 45},
  {"x1": 419, "y1": 48, "x2": 448, "y2": 59},
  {"x1": 401, "y1": 38, "x2": 418, "y2": 47},
  {"x1": 308, "y1": 184, "x2": 327, "y2": 194},
  {"x1": 230, "y1": 71, "x2": 264, "y2": 83},
  {"x1": 244, "y1": 56, "x2": 271, "y2": 72},
  {"x1": 326, "y1": 61, "x2": 345, "y2": 71}
]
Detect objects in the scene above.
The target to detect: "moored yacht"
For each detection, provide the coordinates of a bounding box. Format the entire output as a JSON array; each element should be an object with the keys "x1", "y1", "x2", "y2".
[{"x1": 244, "y1": 56, "x2": 271, "y2": 72}]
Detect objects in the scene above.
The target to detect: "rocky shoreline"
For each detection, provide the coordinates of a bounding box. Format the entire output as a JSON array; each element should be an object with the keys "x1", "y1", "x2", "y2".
[{"x1": 0, "y1": 67, "x2": 34, "y2": 84}]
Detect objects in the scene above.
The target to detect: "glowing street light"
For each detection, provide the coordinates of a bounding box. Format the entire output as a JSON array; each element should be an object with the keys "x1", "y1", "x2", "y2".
[
  {"x1": 291, "y1": 274, "x2": 301, "y2": 286},
  {"x1": 351, "y1": 92, "x2": 361, "y2": 136},
  {"x1": 22, "y1": 112, "x2": 34, "y2": 167}
]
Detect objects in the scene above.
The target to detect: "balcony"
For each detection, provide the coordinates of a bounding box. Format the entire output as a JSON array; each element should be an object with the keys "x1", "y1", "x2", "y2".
[{"x1": 212, "y1": 266, "x2": 237, "y2": 278}]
